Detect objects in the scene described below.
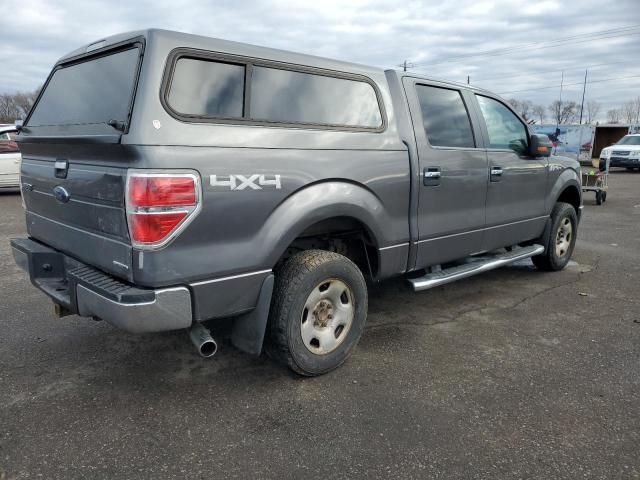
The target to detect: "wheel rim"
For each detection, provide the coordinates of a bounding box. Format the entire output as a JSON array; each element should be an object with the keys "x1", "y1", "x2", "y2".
[
  {"x1": 555, "y1": 217, "x2": 573, "y2": 258},
  {"x1": 300, "y1": 278, "x2": 354, "y2": 355}
]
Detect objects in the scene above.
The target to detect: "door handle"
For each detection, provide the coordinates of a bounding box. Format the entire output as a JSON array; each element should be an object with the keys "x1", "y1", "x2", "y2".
[
  {"x1": 490, "y1": 166, "x2": 503, "y2": 182},
  {"x1": 54, "y1": 159, "x2": 69, "y2": 179},
  {"x1": 423, "y1": 167, "x2": 441, "y2": 186}
]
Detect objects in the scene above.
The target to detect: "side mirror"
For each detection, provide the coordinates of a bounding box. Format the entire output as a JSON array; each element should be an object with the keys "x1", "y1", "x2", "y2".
[{"x1": 529, "y1": 134, "x2": 552, "y2": 157}]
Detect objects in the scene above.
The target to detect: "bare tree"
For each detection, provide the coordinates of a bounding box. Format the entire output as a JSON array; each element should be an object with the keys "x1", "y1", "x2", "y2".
[
  {"x1": 532, "y1": 104, "x2": 546, "y2": 124},
  {"x1": 633, "y1": 97, "x2": 640, "y2": 124},
  {"x1": 585, "y1": 100, "x2": 601, "y2": 124},
  {"x1": 0, "y1": 94, "x2": 21, "y2": 123},
  {"x1": 508, "y1": 98, "x2": 533, "y2": 122},
  {"x1": 548, "y1": 100, "x2": 577, "y2": 124},
  {"x1": 622, "y1": 100, "x2": 637, "y2": 124},
  {"x1": 0, "y1": 88, "x2": 40, "y2": 123},
  {"x1": 607, "y1": 108, "x2": 622, "y2": 124},
  {"x1": 13, "y1": 91, "x2": 37, "y2": 118}
]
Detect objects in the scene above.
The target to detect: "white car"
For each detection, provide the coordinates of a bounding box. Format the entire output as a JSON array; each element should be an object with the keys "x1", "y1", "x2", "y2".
[
  {"x1": 600, "y1": 134, "x2": 640, "y2": 171},
  {"x1": 0, "y1": 126, "x2": 21, "y2": 188}
]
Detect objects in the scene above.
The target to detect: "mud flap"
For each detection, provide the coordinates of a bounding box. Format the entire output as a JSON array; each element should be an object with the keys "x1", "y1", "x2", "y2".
[
  {"x1": 538, "y1": 217, "x2": 553, "y2": 253},
  {"x1": 231, "y1": 274, "x2": 274, "y2": 356}
]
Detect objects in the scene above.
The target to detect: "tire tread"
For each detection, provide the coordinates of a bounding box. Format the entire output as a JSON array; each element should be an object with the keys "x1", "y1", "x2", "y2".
[
  {"x1": 266, "y1": 250, "x2": 365, "y2": 375},
  {"x1": 532, "y1": 202, "x2": 577, "y2": 271}
]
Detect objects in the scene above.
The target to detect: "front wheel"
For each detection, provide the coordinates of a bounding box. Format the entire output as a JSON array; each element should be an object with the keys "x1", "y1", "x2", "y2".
[
  {"x1": 532, "y1": 202, "x2": 578, "y2": 272},
  {"x1": 266, "y1": 250, "x2": 368, "y2": 376}
]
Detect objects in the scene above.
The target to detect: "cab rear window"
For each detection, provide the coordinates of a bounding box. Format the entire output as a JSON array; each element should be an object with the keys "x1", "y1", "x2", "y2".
[{"x1": 27, "y1": 47, "x2": 141, "y2": 129}]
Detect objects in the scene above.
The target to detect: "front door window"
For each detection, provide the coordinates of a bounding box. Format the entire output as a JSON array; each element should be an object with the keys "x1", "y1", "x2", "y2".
[{"x1": 476, "y1": 95, "x2": 528, "y2": 156}]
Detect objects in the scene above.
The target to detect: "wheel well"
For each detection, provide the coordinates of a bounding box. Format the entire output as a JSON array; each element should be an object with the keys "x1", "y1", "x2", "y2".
[
  {"x1": 276, "y1": 217, "x2": 378, "y2": 278},
  {"x1": 557, "y1": 185, "x2": 581, "y2": 214}
]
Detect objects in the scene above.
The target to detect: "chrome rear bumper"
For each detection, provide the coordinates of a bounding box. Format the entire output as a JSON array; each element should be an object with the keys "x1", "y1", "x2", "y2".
[{"x1": 11, "y1": 237, "x2": 193, "y2": 333}]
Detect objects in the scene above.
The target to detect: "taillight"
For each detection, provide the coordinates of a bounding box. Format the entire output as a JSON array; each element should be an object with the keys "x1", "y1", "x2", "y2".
[
  {"x1": 126, "y1": 171, "x2": 201, "y2": 249},
  {"x1": 127, "y1": 176, "x2": 197, "y2": 206}
]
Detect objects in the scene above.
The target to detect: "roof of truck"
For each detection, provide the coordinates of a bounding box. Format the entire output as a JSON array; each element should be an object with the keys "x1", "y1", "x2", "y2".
[
  {"x1": 399, "y1": 72, "x2": 494, "y2": 95},
  {"x1": 57, "y1": 28, "x2": 496, "y2": 98},
  {"x1": 58, "y1": 28, "x2": 383, "y2": 76}
]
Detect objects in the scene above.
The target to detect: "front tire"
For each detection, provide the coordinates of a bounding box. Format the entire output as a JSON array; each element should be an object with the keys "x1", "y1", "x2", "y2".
[
  {"x1": 266, "y1": 250, "x2": 368, "y2": 376},
  {"x1": 532, "y1": 202, "x2": 578, "y2": 272}
]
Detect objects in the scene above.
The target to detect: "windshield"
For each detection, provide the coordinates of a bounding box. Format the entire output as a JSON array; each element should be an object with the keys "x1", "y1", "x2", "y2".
[
  {"x1": 617, "y1": 136, "x2": 640, "y2": 146},
  {"x1": 27, "y1": 47, "x2": 140, "y2": 128}
]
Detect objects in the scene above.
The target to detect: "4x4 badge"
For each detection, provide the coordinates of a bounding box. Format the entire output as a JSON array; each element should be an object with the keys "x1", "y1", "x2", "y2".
[{"x1": 210, "y1": 174, "x2": 281, "y2": 191}]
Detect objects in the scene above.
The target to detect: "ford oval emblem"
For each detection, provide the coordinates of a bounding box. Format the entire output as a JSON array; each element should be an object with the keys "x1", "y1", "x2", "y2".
[{"x1": 53, "y1": 186, "x2": 71, "y2": 203}]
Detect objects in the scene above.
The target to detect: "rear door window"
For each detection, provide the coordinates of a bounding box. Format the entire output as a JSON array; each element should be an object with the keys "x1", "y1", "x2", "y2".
[
  {"x1": 476, "y1": 95, "x2": 528, "y2": 155},
  {"x1": 167, "y1": 58, "x2": 245, "y2": 118},
  {"x1": 415, "y1": 85, "x2": 475, "y2": 148},
  {"x1": 27, "y1": 47, "x2": 141, "y2": 128}
]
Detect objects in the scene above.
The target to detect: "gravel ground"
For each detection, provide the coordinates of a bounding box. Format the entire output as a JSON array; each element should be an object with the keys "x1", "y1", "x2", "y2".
[{"x1": 0, "y1": 171, "x2": 639, "y2": 480}]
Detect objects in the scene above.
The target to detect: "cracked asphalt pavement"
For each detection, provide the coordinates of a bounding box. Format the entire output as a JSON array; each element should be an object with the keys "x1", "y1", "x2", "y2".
[{"x1": 1, "y1": 172, "x2": 639, "y2": 479}]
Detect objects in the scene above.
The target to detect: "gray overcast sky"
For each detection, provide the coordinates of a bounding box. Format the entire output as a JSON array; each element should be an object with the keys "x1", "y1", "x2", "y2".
[{"x1": 1, "y1": 0, "x2": 639, "y2": 121}]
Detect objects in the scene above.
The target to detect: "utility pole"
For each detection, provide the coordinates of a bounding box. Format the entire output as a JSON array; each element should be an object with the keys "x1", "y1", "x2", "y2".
[
  {"x1": 559, "y1": 70, "x2": 564, "y2": 105},
  {"x1": 579, "y1": 69, "x2": 588, "y2": 124},
  {"x1": 556, "y1": 70, "x2": 564, "y2": 130}
]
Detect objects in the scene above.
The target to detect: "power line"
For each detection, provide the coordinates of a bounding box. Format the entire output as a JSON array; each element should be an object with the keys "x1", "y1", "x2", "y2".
[
  {"x1": 411, "y1": 26, "x2": 640, "y2": 68},
  {"x1": 471, "y1": 60, "x2": 630, "y2": 83},
  {"x1": 406, "y1": 24, "x2": 640, "y2": 69},
  {"x1": 497, "y1": 74, "x2": 640, "y2": 95}
]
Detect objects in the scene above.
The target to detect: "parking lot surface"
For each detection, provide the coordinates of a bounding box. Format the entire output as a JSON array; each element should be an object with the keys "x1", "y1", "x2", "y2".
[{"x1": 1, "y1": 172, "x2": 639, "y2": 479}]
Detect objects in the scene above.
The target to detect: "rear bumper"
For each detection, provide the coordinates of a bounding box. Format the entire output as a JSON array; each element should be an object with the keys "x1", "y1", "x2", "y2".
[{"x1": 11, "y1": 237, "x2": 192, "y2": 333}]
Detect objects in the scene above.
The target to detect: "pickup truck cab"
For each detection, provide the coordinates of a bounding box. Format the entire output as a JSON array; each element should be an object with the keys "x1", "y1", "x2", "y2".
[{"x1": 12, "y1": 29, "x2": 582, "y2": 375}]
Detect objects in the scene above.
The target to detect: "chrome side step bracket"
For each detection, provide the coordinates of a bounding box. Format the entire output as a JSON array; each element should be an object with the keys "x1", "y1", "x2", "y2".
[{"x1": 408, "y1": 244, "x2": 545, "y2": 292}]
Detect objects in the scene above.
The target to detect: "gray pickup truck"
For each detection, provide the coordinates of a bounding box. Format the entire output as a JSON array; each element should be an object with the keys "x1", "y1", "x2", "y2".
[{"x1": 11, "y1": 29, "x2": 582, "y2": 375}]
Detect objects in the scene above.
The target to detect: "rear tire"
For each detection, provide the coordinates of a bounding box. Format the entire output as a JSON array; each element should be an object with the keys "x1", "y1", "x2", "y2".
[
  {"x1": 266, "y1": 250, "x2": 368, "y2": 376},
  {"x1": 532, "y1": 202, "x2": 577, "y2": 272}
]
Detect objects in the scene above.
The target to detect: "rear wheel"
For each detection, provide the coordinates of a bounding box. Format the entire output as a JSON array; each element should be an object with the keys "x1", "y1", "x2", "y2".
[
  {"x1": 532, "y1": 202, "x2": 577, "y2": 272},
  {"x1": 267, "y1": 250, "x2": 368, "y2": 376}
]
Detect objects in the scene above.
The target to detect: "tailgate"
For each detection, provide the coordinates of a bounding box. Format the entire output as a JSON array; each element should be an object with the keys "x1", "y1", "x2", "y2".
[{"x1": 20, "y1": 144, "x2": 133, "y2": 280}]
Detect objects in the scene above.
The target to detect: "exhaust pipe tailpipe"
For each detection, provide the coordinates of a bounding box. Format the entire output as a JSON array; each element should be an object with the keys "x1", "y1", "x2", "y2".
[{"x1": 188, "y1": 323, "x2": 218, "y2": 358}]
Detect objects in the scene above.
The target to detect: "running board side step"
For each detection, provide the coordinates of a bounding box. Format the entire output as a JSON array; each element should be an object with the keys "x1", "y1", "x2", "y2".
[{"x1": 408, "y1": 244, "x2": 545, "y2": 292}]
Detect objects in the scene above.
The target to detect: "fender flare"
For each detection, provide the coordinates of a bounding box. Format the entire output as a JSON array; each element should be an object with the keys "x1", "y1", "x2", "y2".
[
  {"x1": 255, "y1": 180, "x2": 396, "y2": 267},
  {"x1": 548, "y1": 168, "x2": 581, "y2": 215}
]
